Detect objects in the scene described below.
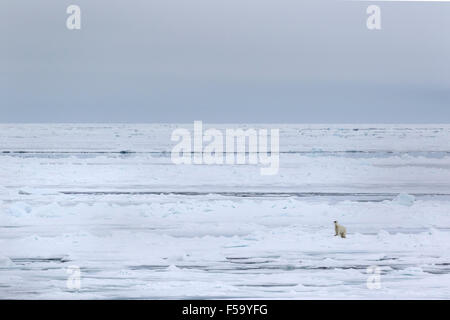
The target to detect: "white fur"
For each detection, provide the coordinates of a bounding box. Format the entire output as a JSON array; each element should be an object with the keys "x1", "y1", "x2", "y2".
[{"x1": 334, "y1": 221, "x2": 346, "y2": 238}]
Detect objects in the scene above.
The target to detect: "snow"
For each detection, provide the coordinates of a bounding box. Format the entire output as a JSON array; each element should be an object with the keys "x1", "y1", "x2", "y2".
[{"x1": 0, "y1": 124, "x2": 450, "y2": 299}]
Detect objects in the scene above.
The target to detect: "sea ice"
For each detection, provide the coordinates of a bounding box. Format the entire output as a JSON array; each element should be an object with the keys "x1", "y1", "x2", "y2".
[{"x1": 393, "y1": 193, "x2": 416, "y2": 206}]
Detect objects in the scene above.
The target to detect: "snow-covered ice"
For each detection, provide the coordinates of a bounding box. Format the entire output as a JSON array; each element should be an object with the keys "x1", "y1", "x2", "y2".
[{"x1": 1, "y1": 124, "x2": 450, "y2": 299}]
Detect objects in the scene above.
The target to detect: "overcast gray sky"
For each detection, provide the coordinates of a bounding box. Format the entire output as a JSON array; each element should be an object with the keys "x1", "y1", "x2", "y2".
[{"x1": 1, "y1": 0, "x2": 449, "y2": 123}]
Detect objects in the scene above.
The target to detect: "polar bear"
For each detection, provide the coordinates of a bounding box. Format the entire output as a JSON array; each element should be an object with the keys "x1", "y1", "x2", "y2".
[{"x1": 334, "y1": 221, "x2": 346, "y2": 238}]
